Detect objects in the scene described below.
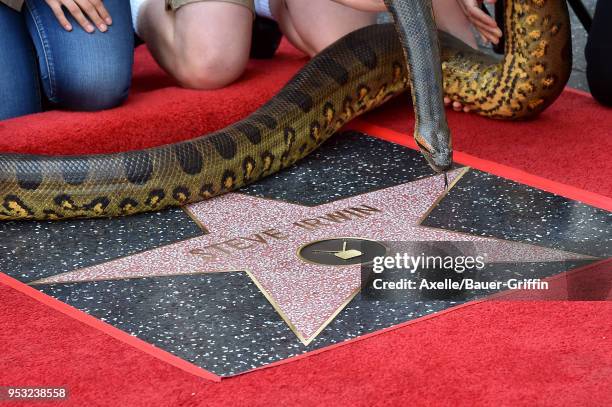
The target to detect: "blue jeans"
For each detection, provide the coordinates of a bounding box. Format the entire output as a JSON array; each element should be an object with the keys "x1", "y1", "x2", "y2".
[{"x1": 0, "y1": 0, "x2": 133, "y2": 121}]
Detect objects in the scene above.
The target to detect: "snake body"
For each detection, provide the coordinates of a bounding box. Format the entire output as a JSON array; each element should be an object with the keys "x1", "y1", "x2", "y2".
[{"x1": 0, "y1": 0, "x2": 571, "y2": 221}]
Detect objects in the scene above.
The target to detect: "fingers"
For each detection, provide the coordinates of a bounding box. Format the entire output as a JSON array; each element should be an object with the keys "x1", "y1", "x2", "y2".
[
  {"x1": 466, "y1": 4, "x2": 497, "y2": 28},
  {"x1": 46, "y1": 0, "x2": 73, "y2": 31},
  {"x1": 92, "y1": 0, "x2": 112, "y2": 25},
  {"x1": 47, "y1": 0, "x2": 112, "y2": 33},
  {"x1": 474, "y1": 22, "x2": 503, "y2": 44},
  {"x1": 61, "y1": 0, "x2": 94, "y2": 33},
  {"x1": 458, "y1": 0, "x2": 502, "y2": 44},
  {"x1": 453, "y1": 101, "x2": 470, "y2": 113},
  {"x1": 74, "y1": 0, "x2": 109, "y2": 31},
  {"x1": 444, "y1": 97, "x2": 470, "y2": 113}
]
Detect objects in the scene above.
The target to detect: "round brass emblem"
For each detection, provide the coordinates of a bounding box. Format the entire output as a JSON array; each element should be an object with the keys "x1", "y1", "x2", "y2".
[{"x1": 297, "y1": 237, "x2": 387, "y2": 266}]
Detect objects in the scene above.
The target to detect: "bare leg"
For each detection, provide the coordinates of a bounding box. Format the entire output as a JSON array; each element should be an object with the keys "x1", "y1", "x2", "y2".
[
  {"x1": 273, "y1": 0, "x2": 473, "y2": 112},
  {"x1": 272, "y1": 0, "x2": 476, "y2": 56},
  {"x1": 271, "y1": 0, "x2": 378, "y2": 57},
  {"x1": 137, "y1": 0, "x2": 253, "y2": 89}
]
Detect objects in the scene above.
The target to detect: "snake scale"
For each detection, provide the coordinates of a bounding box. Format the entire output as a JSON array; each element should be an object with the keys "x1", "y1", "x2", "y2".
[{"x1": 0, "y1": 0, "x2": 571, "y2": 221}]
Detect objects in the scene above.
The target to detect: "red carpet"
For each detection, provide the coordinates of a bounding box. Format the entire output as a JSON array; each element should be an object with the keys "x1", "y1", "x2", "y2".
[
  {"x1": 1, "y1": 41, "x2": 611, "y2": 406},
  {"x1": 0, "y1": 43, "x2": 307, "y2": 156},
  {"x1": 359, "y1": 90, "x2": 612, "y2": 198}
]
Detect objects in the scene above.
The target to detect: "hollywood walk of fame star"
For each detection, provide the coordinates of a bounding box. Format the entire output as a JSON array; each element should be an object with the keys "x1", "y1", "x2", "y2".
[{"x1": 31, "y1": 168, "x2": 594, "y2": 345}]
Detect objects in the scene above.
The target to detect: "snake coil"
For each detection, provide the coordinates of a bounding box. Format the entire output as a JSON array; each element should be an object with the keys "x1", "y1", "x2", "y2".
[{"x1": 0, "y1": 0, "x2": 571, "y2": 221}]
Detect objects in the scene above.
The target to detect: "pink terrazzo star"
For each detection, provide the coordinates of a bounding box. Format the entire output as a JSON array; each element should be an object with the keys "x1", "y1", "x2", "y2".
[{"x1": 32, "y1": 169, "x2": 593, "y2": 344}]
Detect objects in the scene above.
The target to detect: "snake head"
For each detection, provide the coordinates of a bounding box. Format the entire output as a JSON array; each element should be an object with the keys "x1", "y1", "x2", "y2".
[{"x1": 414, "y1": 125, "x2": 453, "y2": 173}]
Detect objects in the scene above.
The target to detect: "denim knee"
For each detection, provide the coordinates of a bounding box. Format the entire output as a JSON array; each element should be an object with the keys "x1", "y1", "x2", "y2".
[
  {"x1": 51, "y1": 60, "x2": 132, "y2": 111},
  {"x1": 0, "y1": 3, "x2": 42, "y2": 120},
  {"x1": 24, "y1": 0, "x2": 134, "y2": 112}
]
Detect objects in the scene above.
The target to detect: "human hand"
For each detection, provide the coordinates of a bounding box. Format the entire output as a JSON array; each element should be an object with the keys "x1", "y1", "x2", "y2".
[
  {"x1": 45, "y1": 0, "x2": 112, "y2": 33},
  {"x1": 456, "y1": 0, "x2": 502, "y2": 44}
]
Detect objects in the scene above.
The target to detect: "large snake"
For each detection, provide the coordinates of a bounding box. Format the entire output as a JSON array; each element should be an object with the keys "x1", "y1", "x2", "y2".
[{"x1": 0, "y1": 0, "x2": 571, "y2": 221}]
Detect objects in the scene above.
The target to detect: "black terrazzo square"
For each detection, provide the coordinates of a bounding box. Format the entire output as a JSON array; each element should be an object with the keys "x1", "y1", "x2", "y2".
[
  {"x1": 37, "y1": 272, "x2": 296, "y2": 376},
  {"x1": 240, "y1": 131, "x2": 440, "y2": 206},
  {"x1": 0, "y1": 208, "x2": 204, "y2": 283},
  {"x1": 421, "y1": 170, "x2": 612, "y2": 258}
]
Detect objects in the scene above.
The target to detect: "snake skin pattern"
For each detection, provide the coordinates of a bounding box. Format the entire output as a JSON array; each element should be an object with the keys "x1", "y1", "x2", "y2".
[
  {"x1": 385, "y1": 0, "x2": 451, "y2": 172},
  {"x1": 0, "y1": 0, "x2": 571, "y2": 221}
]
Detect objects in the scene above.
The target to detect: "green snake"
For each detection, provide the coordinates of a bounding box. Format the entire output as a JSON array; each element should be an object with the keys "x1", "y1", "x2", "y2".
[{"x1": 0, "y1": 0, "x2": 571, "y2": 221}]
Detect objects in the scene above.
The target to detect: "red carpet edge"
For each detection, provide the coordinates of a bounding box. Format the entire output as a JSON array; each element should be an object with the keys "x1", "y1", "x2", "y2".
[{"x1": 0, "y1": 272, "x2": 222, "y2": 383}]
